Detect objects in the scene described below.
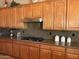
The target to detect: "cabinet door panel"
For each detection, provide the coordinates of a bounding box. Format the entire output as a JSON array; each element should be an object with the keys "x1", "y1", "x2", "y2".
[
  {"x1": 20, "y1": 45, "x2": 29, "y2": 59},
  {"x1": 23, "y1": 5, "x2": 32, "y2": 18},
  {"x1": 43, "y1": 2, "x2": 52, "y2": 29},
  {"x1": 40, "y1": 49, "x2": 51, "y2": 59},
  {"x1": 52, "y1": 51, "x2": 65, "y2": 59},
  {"x1": 66, "y1": 54, "x2": 79, "y2": 59},
  {"x1": 10, "y1": 8, "x2": 16, "y2": 28},
  {"x1": 0, "y1": 42, "x2": 6, "y2": 54},
  {"x1": 15, "y1": 6, "x2": 24, "y2": 28},
  {"x1": 32, "y1": 3, "x2": 43, "y2": 18},
  {"x1": 29, "y1": 47, "x2": 39, "y2": 59},
  {"x1": 5, "y1": 8, "x2": 12, "y2": 28},
  {"x1": 12, "y1": 44, "x2": 20, "y2": 58},
  {"x1": 67, "y1": 0, "x2": 79, "y2": 30},
  {"x1": 54, "y1": 0, "x2": 66, "y2": 30},
  {"x1": 0, "y1": 9, "x2": 6, "y2": 27},
  {"x1": 5, "y1": 43, "x2": 13, "y2": 56}
]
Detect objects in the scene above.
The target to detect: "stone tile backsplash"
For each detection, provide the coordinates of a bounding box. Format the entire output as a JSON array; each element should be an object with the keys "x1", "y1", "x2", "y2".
[{"x1": 0, "y1": 28, "x2": 79, "y2": 41}]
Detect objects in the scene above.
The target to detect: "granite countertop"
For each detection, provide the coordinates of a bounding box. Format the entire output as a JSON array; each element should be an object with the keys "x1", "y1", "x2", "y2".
[{"x1": 0, "y1": 36, "x2": 79, "y2": 49}]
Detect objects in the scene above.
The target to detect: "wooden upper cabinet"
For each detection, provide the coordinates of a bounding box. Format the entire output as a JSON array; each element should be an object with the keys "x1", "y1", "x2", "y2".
[
  {"x1": 32, "y1": 3, "x2": 43, "y2": 18},
  {"x1": 0, "y1": 9, "x2": 3, "y2": 27},
  {"x1": 14, "y1": 6, "x2": 24, "y2": 29},
  {"x1": 54, "y1": 0, "x2": 66, "y2": 30},
  {"x1": 66, "y1": 54, "x2": 79, "y2": 59},
  {"x1": 23, "y1": 4, "x2": 32, "y2": 18},
  {"x1": 0, "y1": 9, "x2": 6, "y2": 27},
  {"x1": 10, "y1": 7, "x2": 16, "y2": 28},
  {"x1": 5, "y1": 8, "x2": 11, "y2": 28},
  {"x1": 67, "y1": 0, "x2": 79, "y2": 30},
  {"x1": 42, "y1": 2, "x2": 53, "y2": 29}
]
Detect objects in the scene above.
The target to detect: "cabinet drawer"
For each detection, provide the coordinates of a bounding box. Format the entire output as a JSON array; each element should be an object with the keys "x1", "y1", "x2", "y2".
[
  {"x1": 51, "y1": 46, "x2": 65, "y2": 52},
  {"x1": 67, "y1": 48, "x2": 79, "y2": 54}
]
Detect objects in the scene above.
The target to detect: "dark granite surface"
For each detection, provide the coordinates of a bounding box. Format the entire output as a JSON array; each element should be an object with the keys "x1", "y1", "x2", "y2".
[{"x1": 0, "y1": 36, "x2": 79, "y2": 49}]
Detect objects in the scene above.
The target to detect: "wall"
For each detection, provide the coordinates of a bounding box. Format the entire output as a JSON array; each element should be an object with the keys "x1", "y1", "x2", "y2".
[{"x1": 0, "y1": 0, "x2": 31, "y2": 8}]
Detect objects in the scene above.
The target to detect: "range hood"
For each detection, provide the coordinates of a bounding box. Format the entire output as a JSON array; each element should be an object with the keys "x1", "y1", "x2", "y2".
[
  {"x1": 23, "y1": 17, "x2": 43, "y2": 23},
  {"x1": 23, "y1": 17, "x2": 43, "y2": 29}
]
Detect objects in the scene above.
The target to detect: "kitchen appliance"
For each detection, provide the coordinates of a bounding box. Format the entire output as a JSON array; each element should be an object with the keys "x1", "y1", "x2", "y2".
[
  {"x1": 23, "y1": 17, "x2": 43, "y2": 30},
  {"x1": 21, "y1": 36, "x2": 44, "y2": 42}
]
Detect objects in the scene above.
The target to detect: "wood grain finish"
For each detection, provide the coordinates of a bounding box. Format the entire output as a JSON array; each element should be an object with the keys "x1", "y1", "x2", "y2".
[
  {"x1": 40, "y1": 49, "x2": 51, "y2": 59},
  {"x1": 32, "y1": 3, "x2": 43, "y2": 18},
  {"x1": 29, "y1": 47, "x2": 39, "y2": 59},
  {"x1": 12, "y1": 43, "x2": 20, "y2": 58},
  {"x1": 0, "y1": 9, "x2": 6, "y2": 27},
  {"x1": 54, "y1": 0, "x2": 66, "y2": 30},
  {"x1": 66, "y1": 54, "x2": 79, "y2": 59},
  {"x1": 20, "y1": 45, "x2": 29, "y2": 59},
  {"x1": 67, "y1": 0, "x2": 79, "y2": 30},
  {"x1": 42, "y1": 2, "x2": 52, "y2": 29},
  {"x1": 52, "y1": 51, "x2": 65, "y2": 59},
  {"x1": 23, "y1": 4, "x2": 32, "y2": 18},
  {"x1": 15, "y1": 6, "x2": 24, "y2": 28},
  {"x1": 0, "y1": 39, "x2": 79, "y2": 59}
]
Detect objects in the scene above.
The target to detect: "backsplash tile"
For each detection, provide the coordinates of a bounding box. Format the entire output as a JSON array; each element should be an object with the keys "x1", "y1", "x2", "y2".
[{"x1": 0, "y1": 28, "x2": 79, "y2": 42}]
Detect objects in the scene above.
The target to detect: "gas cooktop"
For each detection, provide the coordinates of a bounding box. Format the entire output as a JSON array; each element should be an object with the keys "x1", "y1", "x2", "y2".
[{"x1": 21, "y1": 36, "x2": 44, "y2": 42}]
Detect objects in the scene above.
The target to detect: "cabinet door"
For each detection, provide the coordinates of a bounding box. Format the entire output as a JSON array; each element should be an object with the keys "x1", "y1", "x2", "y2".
[
  {"x1": 67, "y1": 0, "x2": 79, "y2": 30},
  {"x1": 5, "y1": 8, "x2": 11, "y2": 28},
  {"x1": 66, "y1": 54, "x2": 79, "y2": 59},
  {"x1": 52, "y1": 51, "x2": 65, "y2": 59},
  {"x1": 12, "y1": 43, "x2": 20, "y2": 58},
  {"x1": 32, "y1": 3, "x2": 43, "y2": 18},
  {"x1": 5, "y1": 42, "x2": 13, "y2": 56},
  {"x1": 42, "y1": 2, "x2": 52, "y2": 29},
  {"x1": 0, "y1": 41, "x2": 6, "y2": 54},
  {"x1": 0, "y1": 40, "x2": 2, "y2": 53},
  {"x1": 15, "y1": 6, "x2": 24, "y2": 29},
  {"x1": 0, "y1": 9, "x2": 6, "y2": 27},
  {"x1": 23, "y1": 4, "x2": 32, "y2": 18},
  {"x1": 40, "y1": 49, "x2": 51, "y2": 59},
  {"x1": 0, "y1": 9, "x2": 2, "y2": 27},
  {"x1": 20, "y1": 45, "x2": 29, "y2": 59},
  {"x1": 29, "y1": 47, "x2": 39, "y2": 59},
  {"x1": 10, "y1": 7, "x2": 16, "y2": 28},
  {"x1": 54, "y1": 0, "x2": 66, "y2": 30}
]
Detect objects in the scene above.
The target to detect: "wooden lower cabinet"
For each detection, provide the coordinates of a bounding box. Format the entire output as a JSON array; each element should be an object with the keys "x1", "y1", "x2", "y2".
[
  {"x1": 66, "y1": 54, "x2": 79, "y2": 59},
  {"x1": 0, "y1": 40, "x2": 12, "y2": 55},
  {"x1": 29, "y1": 47, "x2": 39, "y2": 59},
  {"x1": 5, "y1": 42, "x2": 13, "y2": 56},
  {"x1": 1, "y1": 39, "x2": 79, "y2": 59},
  {"x1": 52, "y1": 51, "x2": 65, "y2": 59},
  {"x1": 20, "y1": 45, "x2": 29, "y2": 59},
  {"x1": 66, "y1": 48, "x2": 79, "y2": 59},
  {"x1": 20, "y1": 42, "x2": 40, "y2": 59},
  {"x1": 40, "y1": 49, "x2": 51, "y2": 59},
  {"x1": 0, "y1": 41, "x2": 6, "y2": 54},
  {"x1": 12, "y1": 43, "x2": 20, "y2": 58}
]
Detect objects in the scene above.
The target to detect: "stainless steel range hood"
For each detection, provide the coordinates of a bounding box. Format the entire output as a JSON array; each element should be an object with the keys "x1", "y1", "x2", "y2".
[
  {"x1": 23, "y1": 17, "x2": 43, "y2": 23},
  {"x1": 23, "y1": 17, "x2": 43, "y2": 29}
]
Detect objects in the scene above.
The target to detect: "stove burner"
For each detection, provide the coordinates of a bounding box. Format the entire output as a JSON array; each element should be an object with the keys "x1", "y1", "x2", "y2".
[{"x1": 21, "y1": 37, "x2": 44, "y2": 42}]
